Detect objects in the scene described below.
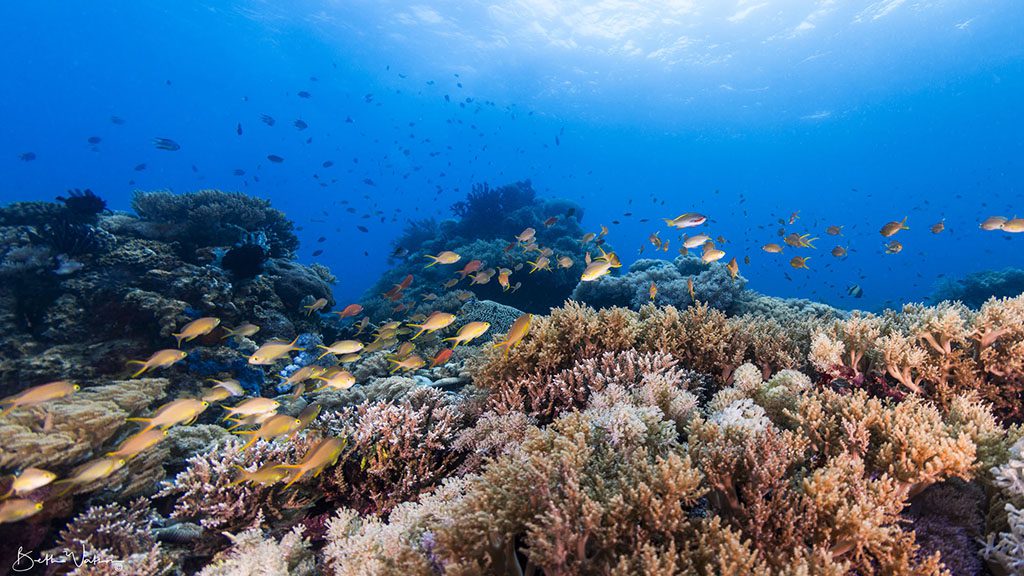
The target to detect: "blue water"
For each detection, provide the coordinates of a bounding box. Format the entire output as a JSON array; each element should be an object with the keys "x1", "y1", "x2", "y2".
[{"x1": 1, "y1": 1, "x2": 1021, "y2": 311}]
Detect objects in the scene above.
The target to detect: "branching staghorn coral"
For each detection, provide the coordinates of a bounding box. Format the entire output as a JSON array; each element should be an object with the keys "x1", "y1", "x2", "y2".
[
  {"x1": 198, "y1": 523, "x2": 316, "y2": 576},
  {"x1": 982, "y1": 436, "x2": 1024, "y2": 575},
  {"x1": 806, "y1": 296, "x2": 1024, "y2": 423},
  {"x1": 320, "y1": 387, "x2": 467, "y2": 516},
  {"x1": 157, "y1": 436, "x2": 316, "y2": 540},
  {"x1": 325, "y1": 390, "x2": 705, "y2": 576}
]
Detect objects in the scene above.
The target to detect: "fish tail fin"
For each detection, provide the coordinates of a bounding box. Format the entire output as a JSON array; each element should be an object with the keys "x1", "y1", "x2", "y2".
[
  {"x1": 172, "y1": 333, "x2": 185, "y2": 348},
  {"x1": 423, "y1": 255, "x2": 438, "y2": 268},
  {"x1": 228, "y1": 466, "x2": 249, "y2": 486},
  {"x1": 126, "y1": 361, "x2": 148, "y2": 378},
  {"x1": 237, "y1": 435, "x2": 258, "y2": 452},
  {"x1": 281, "y1": 469, "x2": 307, "y2": 489}
]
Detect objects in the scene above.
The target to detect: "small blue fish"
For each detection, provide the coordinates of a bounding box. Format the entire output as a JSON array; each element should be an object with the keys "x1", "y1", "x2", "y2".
[{"x1": 153, "y1": 138, "x2": 180, "y2": 151}]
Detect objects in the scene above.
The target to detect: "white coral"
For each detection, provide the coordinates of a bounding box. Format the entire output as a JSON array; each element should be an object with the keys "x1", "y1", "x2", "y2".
[
  {"x1": 731, "y1": 362, "x2": 763, "y2": 392},
  {"x1": 709, "y1": 398, "x2": 771, "y2": 433}
]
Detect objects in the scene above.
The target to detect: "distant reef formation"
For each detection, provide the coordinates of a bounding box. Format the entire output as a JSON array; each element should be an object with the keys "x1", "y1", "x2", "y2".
[
  {"x1": 0, "y1": 189, "x2": 334, "y2": 397},
  {"x1": 930, "y1": 267, "x2": 1024, "y2": 309},
  {"x1": 360, "y1": 180, "x2": 595, "y2": 318},
  {"x1": 1, "y1": 186, "x2": 1023, "y2": 575}
]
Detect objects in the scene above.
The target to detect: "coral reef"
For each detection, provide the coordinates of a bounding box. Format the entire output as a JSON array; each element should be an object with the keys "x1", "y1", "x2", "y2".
[
  {"x1": 2, "y1": 184, "x2": 1020, "y2": 575},
  {"x1": 362, "y1": 181, "x2": 594, "y2": 316},
  {"x1": 0, "y1": 191, "x2": 332, "y2": 398},
  {"x1": 130, "y1": 190, "x2": 298, "y2": 259},
  {"x1": 572, "y1": 255, "x2": 747, "y2": 313},
  {"x1": 931, "y1": 267, "x2": 1024, "y2": 309},
  {"x1": 808, "y1": 295, "x2": 1024, "y2": 422}
]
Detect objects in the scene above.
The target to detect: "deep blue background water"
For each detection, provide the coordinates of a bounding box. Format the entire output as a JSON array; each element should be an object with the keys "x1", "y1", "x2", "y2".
[{"x1": 1, "y1": 1, "x2": 1021, "y2": 311}]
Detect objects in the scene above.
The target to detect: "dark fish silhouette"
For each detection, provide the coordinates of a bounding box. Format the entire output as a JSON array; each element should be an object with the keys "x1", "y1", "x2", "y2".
[
  {"x1": 233, "y1": 169, "x2": 245, "y2": 176},
  {"x1": 357, "y1": 225, "x2": 368, "y2": 233},
  {"x1": 153, "y1": 138, "x2": 180, "y2": 151},
  {"x1": 19, "y1": 152, "x2": 36, "y2": 161},
  {"x1": 298, "y1": 91, "x2": 311, "y2": 98},
  {"x1": 294, "y1": 119, "x2": 308, "y2": 130},
  {"x1": 110, "y1": 116, "x2": 125, "y2": 125},
  {"x1": 363, "y1": 178, "x2": 375, "y2": 186},
  {"x1": 322, "y1": 160, "x2": 334, "y2": 168},
  {"x1": 87, "y1": 136, "x2": 102, "y2": 145},
  {"x1": 236, "y1": 123, "x2": 243, "y2": 135},
  {"x1": 267, "y1": 154, "x2": 284, "y2": 163},
  {"x1": 134, "y1": 163, "x2": 147, "y2": 171},
  {"x1": 260, "y1": 114, "x2": 275, "y2": 126},
  {"x1": 312, "y1": 249, "x2": 323, "y2": 257}
]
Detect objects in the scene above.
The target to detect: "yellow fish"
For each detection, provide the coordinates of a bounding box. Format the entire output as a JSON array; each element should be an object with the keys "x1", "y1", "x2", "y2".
[
  {"x1": 687, "y1": 277, "x2": 695, "y2": 301},
  {"x1": 107, "y1": 429, "x2": 167, "y2": 460},
  {"x1": 761, "y1": 243, "x2": 784, "y2": 254},
  {"x1": 127, "y1": 349, "x2": 187, "y2": 378},
  {"x1": 316, "y1": 340, "x2": 364, "y2": 359},
  {"x1": 230, "y1": 463, "x2": 289, "y2": 487},
  {"x1": 443, "y1": 321, "x2": 490, "y2": 348},
  {"x1": 297, "y1": 403, "x2": 321, "y2": 430},
  {"x1": 408, "y1": 311, "x2": 456, "y2": 339},
  {"x1": 826, "y1": 225, "x2": 843, "y2": 236},
  {"x1": 980, "y1": 216, "x2": 1008, "y2": 231},
  {"x1": 580, "y1": 260, "x2": 612, "y2": 282},
  {"x1": 127, "y1": 398, "x2": 209, "y2": 432},
  {"x1": 223, "y1": 398, "x2": 280, "y2": 420},
  {"x1": 312, "y1": 370, "x2": 356, "y2": 392},
  {"x1": 172, "y1": 317, "x2": 220, "y2": 347},
  {"x1": 880, "y1": 217, "x2": 909, "y2": 237},
  {"x1": 683, "y1": 234, "x2": 710, "y2": 249},
  {"x1": 2, "y1": 467, "x2": 57, "y2": 498},
  {"x1": 222, "y1": 323, "x2": 260, "y2": 340},
  {"x1": 556, "y1": 256, "x2": 573, "y2": 269},
  {"x1": 516, "y1": 227, "x2": 536, "y2": 243},
  {"x1": 492, "y1": 314, "x2": 531, "y2": 357},
  {"x1": 649, "y1": 281, "x2": 657, "y2": 301},
  {"x1": 790, "y1": 256, "x2": 811, "y2": 270},
  {"x1": 885, "y1": 240, "x2": 903, "y2": 254},
  {"x1": 580, "y1": 232, "x2": 596, "y2": 244},
  {"x1": 388, "y1": 354, "x2": 426, "y2": 373},
  {"x1": 424, "y1": 251, "x2": 461, "y2": 267},
  {"x1": 783, "y1": 233, "x2": 817, "y2": 248},
  {"x1": 701, "y1": 243, "x2": 725, "y2": 263},
  {"x1": 1002, "y1": 218, "x2": 1024, "y2": 233},
  {"x1": 831, "y1": 246, "x2": 847, "y2": 258},
  {"x1": 53, "y1": 457, "x2": 126, "y2": 496},
  {"x1": 276, "y1": 437, "x2": 346, "y2": 488},
  {"x1": 303, "y1": 298, "x2": 329, "y2": 315},
  {"x1": 528, "y1": 256, "x2": 551, "y2": 273},
  {"x1": 1, "y1": 381, "x2": 79, "y2": 417},
  {"x1": 929, "y1": 220, "x2": 945, "y2": 234},
  {"x1": 249, "y1": 336, "x2": 302, "y2": 365},
  {"x1": 726, "y1": 257, "x2": 739, "y2": 280},
  {"x1": 280, "y1": 366, "x2": 325, "y2": 389},
  {"x1": 235, "y1": 414, "x2": 303, "y2": 451},
  {"x1": 209, "y1": 378, "x2": 245, "y2": 396},
  {"x1": 498, "y1": 268, "x2": 512, "y2": 290},
  {"x1": 0, "y1": 498, "x2": 44, "y2": 524}
]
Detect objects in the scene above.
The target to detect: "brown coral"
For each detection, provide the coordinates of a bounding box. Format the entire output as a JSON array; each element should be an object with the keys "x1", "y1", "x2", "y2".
[{"x1": 321, "y1": 387, "x2": 467, "y2": 515}]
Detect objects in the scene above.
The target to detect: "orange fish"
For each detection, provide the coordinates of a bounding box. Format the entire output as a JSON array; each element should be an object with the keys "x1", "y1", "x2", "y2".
[
  {"x1": 335, "y1": 304, "x2": 363, "y2": 319},
  {"x1": 649, "y1": 282, "x2": 657, "y2": 301},
  {"x1": 430, "y1": 348, "x2": 453, "y2": 368},
  {"x1": 457, "y1": 259, "x2": 483, "y2": 279},
  {"x1": 543, "y1": 216, "x2": 558, "y2": 227}
]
